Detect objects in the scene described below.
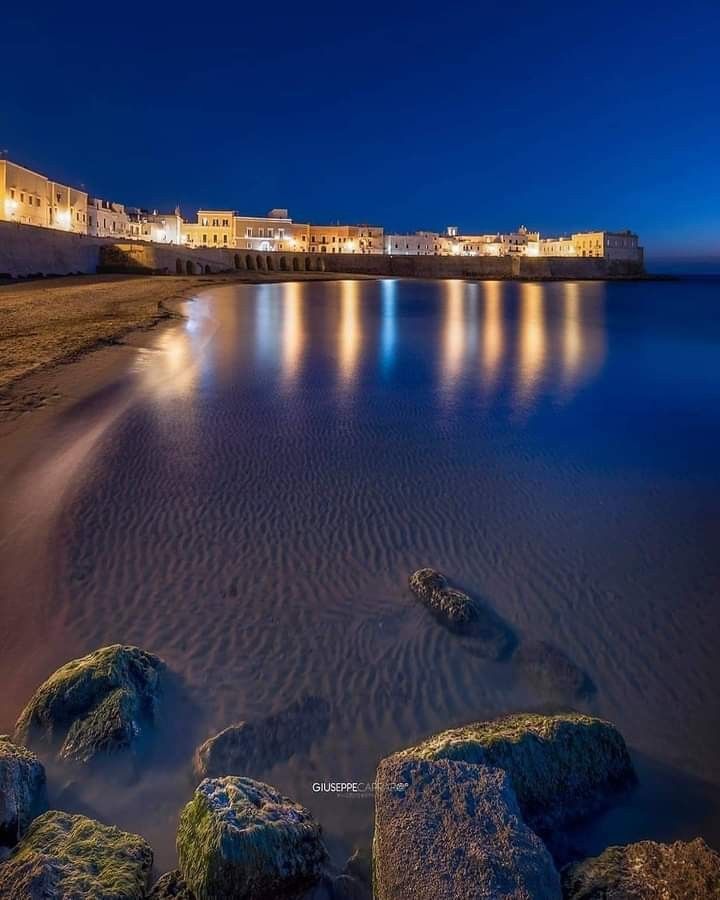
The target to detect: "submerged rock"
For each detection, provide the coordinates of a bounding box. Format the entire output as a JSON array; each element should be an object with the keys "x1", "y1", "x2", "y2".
[
  {"x1": 562, "y1": 838, "x2": 720, "y2": 899},
  {"x1": 514, "y1": 641, "x2": 596, "y2": 700},
  {"x1": 193, "y1": 695, "x2": 330, "y2": 780},
  {"x1": 0, "y1": 809, "x2": 153, "y2": 899},
  {"x1": 177, "y1": 775, "x2": 328, "y2": 900},
  {"x1": 14, "y1": 644, "x2": 164, "y2": 763},
  {"x1": 149, "y1": 869, "x2": 195, "y2": 899},
  {"x1": 393, "y1": 712, "x2": 635, "y2": 832},
  {"x1": 0, "y1": 735, "x2": 47, "y2": 847},
  {"x1": 373, "y1": 756, "x2": 561, "y2": 899},
  {"x1": 408, "y1": 568, "x2": 514, "y2": 658}
]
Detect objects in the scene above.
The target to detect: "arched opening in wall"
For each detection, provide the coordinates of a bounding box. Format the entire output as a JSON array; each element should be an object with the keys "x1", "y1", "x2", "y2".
[
  {"x1": 176, "y1": 259, "x2": 183, "y2": 275},
  {"x1": 279, "y1": 256, "x2": 289, "y2": 271},
  {"x1": 234, "y1": 254, "x2": 241, "y2": 270},
  {"x1": 292, "y1": 257, "x2": 300, "y2": 272},
  {"x1": 305, "y1": 257, "x2": 312, "y2": 271},
  {"x1": 256, "y1": 255, "x2": 264, "y2": 270},
  {"x1": 315, "y1": 258, "x2": 324, "y2": 272},
  {"x1": 186, "y1": 260, "x2": 195, "y2": 275},
  {"x1": 204, "y1": 264, "x2": 211, "y2": 274},
  {"x1": 246, "y1": 254, "x2": 255, "y2": 270},
  {"x1": 266, "y1": 256, "x2": 274, "y2": 271}
]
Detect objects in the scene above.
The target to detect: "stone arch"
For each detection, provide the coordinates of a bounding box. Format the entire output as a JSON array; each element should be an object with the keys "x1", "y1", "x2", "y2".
[
  {"x1": 315, "y1": 258, "x2": 323, "y2": 272},
  {"x1": 204, "y1": 264, "x2": 211, "y2": 274},
  {"x1": 186, "y1": 260, "x2": 195, "y2": 275},
  {"x1": 234, "y1": 254, "x2": 241, "y2": 270},
  {"x1": 176, "y1": 259, "x2": 183, "y2": 274},
  {"x1": 304, "y1": 257, "x2": 312, "y2": 271},
  {"x1": 279, "y1": 256, "x2": 289, "y2": 271},
  {"x1": 292, "y1": 257, "x2": 300, "y2": 272},
  {"x1": 246, "y1": 253, "x2": 255, "y2": 270},
  {"x1": 266, "y1": 255, "x2": 274, "y2": 271},
  {"x1": 256, "y1": 254, "x2": 264, "y2": 271}
]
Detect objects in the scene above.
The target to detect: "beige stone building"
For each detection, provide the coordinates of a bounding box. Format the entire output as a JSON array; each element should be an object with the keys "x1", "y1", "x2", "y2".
[
  {"x1": 128, "y1": 208, "x2": 183, "y2": 244},
  {"x1": 386, "y1": 232, "x2": 439, "y2": 255},
  {"x1": 573, "y1": 230, "x2": 640, "y2": 260},
  {"x1": 302, "y1": 224, "x2": 383, "y2": 254},
  {"x1": 182, "y1": 209, "x2": 294, "y2": 251},
  {"x1": 0, "y1": 159, "x2": 87, "y2": 233},
  {"x1": 88, "y1": 198, "x2": 129, "y2": 238}
]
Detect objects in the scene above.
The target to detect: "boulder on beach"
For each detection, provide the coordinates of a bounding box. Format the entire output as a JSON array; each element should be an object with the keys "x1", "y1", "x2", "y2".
[
  {"x1": 0, "y1": 809, "x2": 153, "y2": 899},
  {"x1": 149, "y1": 869, "x2": 195, "y2": 899},
  {"x1": 14, "y1": 644, "x2": 164, "y2": 763},
  {"x1": 514, "y1": 641, "x2": 596, "y2": 700},
  {"x1": 373, "y1": 755, "x2": 561, "y2": 900},
  {"x1": 193, "y1": 695, "x2": 330, "y2": 780},
  {"x1": 408, "y1": 568, "x2": 514, "y2": 659},
  {"x1": 177, "y1": 775, "x2": 329, "y2": 900},
  {"x1": 393, "y1": 712, "x2": 635, "y2": 833},
  {"x1": 562, "y1": 837, "x2": 720, "y2": 899},
  {"x1": 0, "y1": 735, "x2": 47, "y2": 847}
]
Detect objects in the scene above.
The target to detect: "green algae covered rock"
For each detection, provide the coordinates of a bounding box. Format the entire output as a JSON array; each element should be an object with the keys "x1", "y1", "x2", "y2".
[
  {"x1": 14, "y1": 644, "x2": 164, "y2": 763},
  {"x1": 394, "y1": 712, "x2": 635, "y2": 832},
  {"x1": 177, "y1": 776, "x2": 328, "y2": 900},
  {"x1": 562, "y1": 838, "x2": 720, "y2": 899},
  {"x1": 373, "y1": 756, "x2": 562, "y2": 899},
  {"x1": 0, "y1": 735, "x2": 47, "y2": 847},
  {"x1": 0, "y1": 809, "x2": 153, "y2": 898}
]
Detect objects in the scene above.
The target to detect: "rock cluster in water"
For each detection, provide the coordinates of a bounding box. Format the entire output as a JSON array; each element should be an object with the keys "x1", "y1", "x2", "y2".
[
  {"x1": 14, "y1": 644, "x2": 165, "y2": 763},
  {"x1": 1, "y1": 641, "x2": 719, "y2": 898}
]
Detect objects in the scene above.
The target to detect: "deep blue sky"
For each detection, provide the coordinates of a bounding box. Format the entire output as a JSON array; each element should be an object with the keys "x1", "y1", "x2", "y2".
[{"x1": 2, "y1": 0, "x2": 719, "y2": 260}]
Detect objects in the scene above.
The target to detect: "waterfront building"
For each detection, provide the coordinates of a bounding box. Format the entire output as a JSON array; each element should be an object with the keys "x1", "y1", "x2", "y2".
[
  {"x1": 385, "y1": 232, "x2": 439, "y2": 255},
  {"x1": 182, "y1": 209, "x2": 294, "y2": 251},
  {"x1": 0, "y1": 159, "x2": 88, "y2": 234},
  {"x1": 128, "y1": 208, "x2": 183, "y2": 244},
  {"x1": 529, "y1": 236, "x2": 576, "y2": 257},
  {"x1": 88, "y1": 198, "x2": 129, "y2": 238},
  {"x1": 303, "y1": 224, "x2": 384, "y2": 254},
  {"x1": 573, "y1": 230, "x2": 640, "y2": 260}
]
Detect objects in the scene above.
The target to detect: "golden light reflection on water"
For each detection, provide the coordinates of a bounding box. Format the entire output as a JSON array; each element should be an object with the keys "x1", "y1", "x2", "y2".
[
  {"x1": 137, "y1": 323, "x2": 201, "y2": 402},
  {"x1": 281, "y1": 282, "x2": 304, "y2": 388},
  {"x1": 338, "y1": 280, "x2": 362, "y2": 389},
  {"x1": 441, "y1": 279, "x2": 466, "y2": 396},
  {"x1": 480, "y1": 281, "x2": 503, "y2": 392},
  {"x1": 514, "y1": 282, "x2": 547, "y2": 411}
]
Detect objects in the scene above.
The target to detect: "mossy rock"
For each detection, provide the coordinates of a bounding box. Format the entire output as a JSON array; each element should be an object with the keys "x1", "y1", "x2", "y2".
[
  {"x1": 373, "y1": 756, "x2": 561, "y2": 899},
  {"x1": 14, "y1": 644, "x2": 164, "y2": 763},
  {"x1": 408, "y1": 568, "x2": 515, "y2": 658},
  {"x1": 0, "y1": 809, "x2": 153, "y2": 898},
  {"x1": 193, "y1": 695, "x2": 330, "y2": 780},
  {"x1": 0, "y1": 735, "x2": 47, "y2": 847},
  {"x1": 177, "y1": 776, "x2": 328, "y2": 899},
  {"x1": 393, "y1": 712, "x2": 635, "y2": 832},
  {"x1": 562, "y1": 838, "x2": 720, "y2": 898}
]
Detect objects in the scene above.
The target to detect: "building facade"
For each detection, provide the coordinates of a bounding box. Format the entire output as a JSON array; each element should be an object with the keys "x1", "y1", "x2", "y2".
[
  {"x1": 385, "y1": 232, "x2": 439, "y2": 255},
  {"x1": 88, "y1": 198, "x2": 129, "y2": 238},
  {"x1": 1, "y1": 160, "x2": 88, "y2": 234},
  {"x1": 572, "y1": 230, "x2": 641, "y2": 260},
  {"x1": 128, "y1": 208, "x2": 183, "y2": 244}
]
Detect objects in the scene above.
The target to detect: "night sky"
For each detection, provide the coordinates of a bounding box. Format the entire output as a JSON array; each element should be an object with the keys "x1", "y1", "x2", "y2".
[{"x1": 2, "y1": 0, "x2": 718, "y2": 264}]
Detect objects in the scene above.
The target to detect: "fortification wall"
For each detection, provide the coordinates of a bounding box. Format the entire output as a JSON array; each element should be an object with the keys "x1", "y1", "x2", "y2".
[{"x1": 0, "y1": 220, "x2": 645, "y2": 279}]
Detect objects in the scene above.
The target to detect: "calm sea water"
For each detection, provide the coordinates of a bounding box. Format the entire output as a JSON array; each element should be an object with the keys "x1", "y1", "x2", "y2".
[{"x1": 1, "y1": 277, "x2": 719, "y2": 869}]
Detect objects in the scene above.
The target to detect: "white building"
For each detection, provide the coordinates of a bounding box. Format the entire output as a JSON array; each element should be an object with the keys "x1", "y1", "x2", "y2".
[
  {"x1": 88, "y1": 198, "x2": 129, "y2": 238},
  {"x1": 385, "y1": 231, "x2": 438, "y2": 255},
  {"x1": 127, "y1": 208, "x2": 183, "y2": 244}
]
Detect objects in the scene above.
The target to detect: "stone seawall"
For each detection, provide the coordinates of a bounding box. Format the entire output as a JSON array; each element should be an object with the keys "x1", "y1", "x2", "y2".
[{"x1": 1, "y1": 220, "x2": 645, "y2": 280}]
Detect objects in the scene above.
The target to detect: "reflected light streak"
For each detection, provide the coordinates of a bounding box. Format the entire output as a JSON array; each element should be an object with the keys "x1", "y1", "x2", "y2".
[
  {"x1": 281, "y1": 282, "x2": 304, "y2": 387},
  {"x1": 480, "y1": 281, "x2": 504, "y2": 395},
  {"x1": 380, "y1": 279, "x2": 397, "y2": 376},
  {"x1": 338, "y1": 280, "x2": 362, "y2": 389},
  {"x1": 514, "y1": 282, "x2": 547, "y2": 411},
  {"x1": 441, "y1": 279, "x2": 466, "y2": 397},
  {"x1": 561, "y1": 282, "x2": 582, "y2": 391}
]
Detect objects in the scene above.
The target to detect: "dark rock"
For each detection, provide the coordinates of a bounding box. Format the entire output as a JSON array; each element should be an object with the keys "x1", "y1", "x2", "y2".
[
  {"x1": 373, "y1": 755, "x2": 562, "y2": 899},
  {"x1": 343, "y1": 846, "x2": 371, "y2": 886},
  {"x1": 408, "y1": 568, "x2": 514, "y2": 659},
  {"x1": 14, "y1": 644, "x2": 164, "y2": 763},
  {"x1": 0, "y1": 735, "x2": 47, "y2": 846},
  {"x1": 562, "y1": 838, "x2": 720, "y2": 899},
  {"x1": 149, "y1": 869, "x2": 195, "y2": 899},
  {"x1": 394, "y1": 712, "x2": 635, "y2": 833},
  {"x1": 0, "y1": 809, "x2": 153, "y2": 898},
  {"x1": 514, "y1": 641, "x2": 596, "y2": 700},
  {"x1": 193, "y1": 695, "x2": 330, "y2": 780},
  {"x1": 177, "y1": 775, "x2": 329, "y2": 900}
]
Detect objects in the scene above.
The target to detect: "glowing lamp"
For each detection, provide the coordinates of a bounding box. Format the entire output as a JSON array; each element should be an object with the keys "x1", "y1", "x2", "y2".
[{"x1": 5, "y1": 197, "x2": 18, "y2": 216}]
